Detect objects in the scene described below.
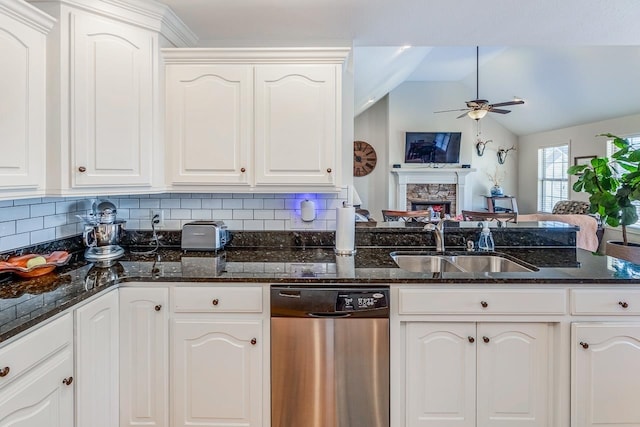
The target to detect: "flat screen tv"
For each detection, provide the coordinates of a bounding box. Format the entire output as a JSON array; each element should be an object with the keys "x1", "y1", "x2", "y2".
[{"x1": 404, "y1": 132, "x2": 462, "y2": 164}]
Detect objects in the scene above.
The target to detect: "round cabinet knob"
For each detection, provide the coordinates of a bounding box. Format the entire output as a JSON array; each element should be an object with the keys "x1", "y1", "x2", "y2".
[
  {"x1": 251, "y1": 338, "x2": 257, "y2": 345},
  {"x1": 62, "y1": 376, "x2": 74, "y2": 386},
  {"x1": 212, "y1": 299, "x2": 219, "y2": 306},
  {"x1": 241, "y1": 167, "x2": 246, "y2": 173},
  {"x1": 468, "y1": 336, "x2": 475, "y2": 343},
  {"x1": 483, "y1": 336, "x2": 490, "y2": 343},
  {"x1": 480, "y1": 301, "x2": 488, "y2": 308},
  {"x1": 619, "y1": 301, "x2": 629, "y2": 308},
  {"x1": 326, "y1": 168, "x2": 332, "y2": 173},
  {"x1": 580, "y1": 342, "x2": 589, "y2": 349},
  {"x1": 78, "y1": 166, "x2": 87, "y2": 173},
  {"x1": 0, "y1": 366, "x2": 9, "y2": 377},
  {"x1": 154, "y1": 305, "x2": 162, "y2": 311}
]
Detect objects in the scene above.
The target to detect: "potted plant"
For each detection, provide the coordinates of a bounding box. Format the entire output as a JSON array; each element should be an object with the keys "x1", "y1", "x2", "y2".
[{"x1": 568, "y1": 133, "x2": 640, "y2": 262}]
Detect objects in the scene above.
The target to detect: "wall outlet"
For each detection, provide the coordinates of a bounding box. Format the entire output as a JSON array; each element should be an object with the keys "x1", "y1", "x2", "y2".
[{"x1": 151, "y1": 209, "x2": 165, "y2": 227}]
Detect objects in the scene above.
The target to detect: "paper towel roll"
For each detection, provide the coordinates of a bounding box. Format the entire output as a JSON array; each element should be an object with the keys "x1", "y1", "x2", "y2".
[
  {"x1": 301, "y1": 199, "x2": 316, "y2": 222},
  {"x1": 335, "y1": 206, "x2": 356, "y2": 255}
]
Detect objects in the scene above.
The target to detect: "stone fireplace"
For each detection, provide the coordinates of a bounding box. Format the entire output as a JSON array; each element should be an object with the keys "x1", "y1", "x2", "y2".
[
  {"x1": 406, "y1": 183, "x2": 456, "y2": 214},
  {"x1": 391, "y1": 168, "x2": 476, "y2": 216}
]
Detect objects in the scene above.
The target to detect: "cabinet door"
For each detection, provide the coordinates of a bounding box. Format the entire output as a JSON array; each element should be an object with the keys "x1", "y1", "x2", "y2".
[
  {"x1": 75, "y1": 290, "x2": 119, "y2": 427},
  {"x1": 0, "y1": 8, "x2": 48, "y2": 192},
  {"x1": 254, "y1": 64, "x2": 338, "y2": 186},
  {"x1": 0, "y1": 348, "x2": 74, "y2": 427},
  {"x1": 172, "y1": 319, "x2": 262, "y2": 427},
  {"x1": 70, "y1": 11, "x2": 154, "y2": 187},
  {"x1": 477, "y1": 323, "x2": 550, "y2": 427},
  {"x1": 119, "y1": 288, "x2": 169, "y2": 427},
  {"x1": 572, "y1": 323, "x2": 640, "y2": 427},
  {"x1": 406, "y1": 322, "x2": 476, "y2": 427},
  {"x1": 166, "y1": 64, "x2": 252, "y2": 186}
]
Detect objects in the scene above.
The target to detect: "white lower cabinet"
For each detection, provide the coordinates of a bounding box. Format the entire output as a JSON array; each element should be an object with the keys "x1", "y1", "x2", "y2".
[
  {"x1": 572, "y1": 323, "x2": 640, "y2": 427},
  {"x1": 119, "y1": 287, "x2": 169, "y2": 427},
  {"x1": 171, "y1": 286, "x2": 264, "y2": 427},
  {"x1": 0, "y1": 313, "x2": 74, "y2": 427},
  {"x1": 75, "y1": 290, "x2": 119, "y2": 427},
  {"x1": 406, "y1": 322, "x2": 551, "y2": 427}
]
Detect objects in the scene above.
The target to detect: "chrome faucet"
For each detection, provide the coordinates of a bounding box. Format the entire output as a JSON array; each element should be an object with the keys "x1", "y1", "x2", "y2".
[{"x1": 424, "y1": 219, "x2": 445, "y2": 252}]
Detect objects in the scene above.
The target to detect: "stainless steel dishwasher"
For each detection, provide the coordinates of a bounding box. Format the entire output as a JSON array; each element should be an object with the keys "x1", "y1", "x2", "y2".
[{"x1": 271, "y1": 285, "x2": 389, "y2": 427}]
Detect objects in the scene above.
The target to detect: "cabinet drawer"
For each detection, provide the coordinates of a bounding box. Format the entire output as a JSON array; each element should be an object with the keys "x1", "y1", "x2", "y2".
[
  {"x1": 571, "y1": 289, "x2": 640, "y2": 315},
  {"x1": 399, "y1": 288, "x2": 567, "y2": 315},
  {"x1": 0, "y1": 313, "x2": 72, "y2": 387},
  {"x1": 173, "y1": 286, "x2": 263, "y2": 313}
]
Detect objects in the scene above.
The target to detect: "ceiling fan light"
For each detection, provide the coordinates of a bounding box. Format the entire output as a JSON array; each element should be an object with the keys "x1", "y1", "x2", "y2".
[{"x1": 468, "y1": 109, "x2": 488, "y2": 120}]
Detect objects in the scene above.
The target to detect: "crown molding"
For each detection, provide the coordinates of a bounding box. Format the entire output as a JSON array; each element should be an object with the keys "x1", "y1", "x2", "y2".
[
  {"x1": 0, "y1": 0, "x2": 56, "y2": 34},
  {"x1": 162, "y1": 47, "x2": 352, "y2": 64}
]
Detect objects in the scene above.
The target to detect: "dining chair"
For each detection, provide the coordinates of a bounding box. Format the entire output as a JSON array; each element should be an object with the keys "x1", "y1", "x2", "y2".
[
  {"x1": 381, "y1": 210, "x2": 434, "y2": 222},
  {"x1": 461, "y1": 210, "x2": 518, "y2": 223}
]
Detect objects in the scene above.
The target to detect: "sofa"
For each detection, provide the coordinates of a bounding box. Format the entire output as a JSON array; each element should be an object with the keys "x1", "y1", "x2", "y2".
[{"x1": 518, "y1": 200, "x2": 603, "y2": 252}]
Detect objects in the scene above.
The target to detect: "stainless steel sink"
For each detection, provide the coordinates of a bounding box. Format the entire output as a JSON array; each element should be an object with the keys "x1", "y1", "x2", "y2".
[
  {"x1": 447, "y1": 255, "x2": 536, "y2": 273},
  {"x1": 390, "y1": 252, "x2": 537, "y2": 273},
  {"x1": 390, "y1": 254, "x2": 464, "y2": 273}
]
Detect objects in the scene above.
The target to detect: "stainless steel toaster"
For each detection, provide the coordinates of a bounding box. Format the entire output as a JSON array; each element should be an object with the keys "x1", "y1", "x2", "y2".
[{"x1": 181, "y1": 221, "x2": 229, "y2": 251}]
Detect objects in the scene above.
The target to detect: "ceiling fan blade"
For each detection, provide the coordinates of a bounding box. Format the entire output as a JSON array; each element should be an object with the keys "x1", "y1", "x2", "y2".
[
  {"x1": 434, "y1": 108, "x2": 469, "y2": 113},
  {"x1": 488, "y1": 108, "x2": 511, "y2": 114},
  {"x1": 456, "y1": 112, "x2": 469, "y2": 119},
  {"x1": 489, "y1": 100, "x2": 525, "y2": 108}
]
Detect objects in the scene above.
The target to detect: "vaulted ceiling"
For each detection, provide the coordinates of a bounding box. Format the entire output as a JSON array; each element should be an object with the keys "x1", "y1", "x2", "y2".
[{"x1": 157, "y1": 0, "x2": 640, "y2": 136}]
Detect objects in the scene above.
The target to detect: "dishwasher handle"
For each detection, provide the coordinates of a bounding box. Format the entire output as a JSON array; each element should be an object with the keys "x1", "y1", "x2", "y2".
[{"x1": 308, "y1": 312, "x2": 352, "y2": 318}]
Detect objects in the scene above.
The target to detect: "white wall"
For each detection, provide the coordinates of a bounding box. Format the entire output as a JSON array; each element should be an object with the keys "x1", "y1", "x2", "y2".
[
  {"x1": 354, "y1": 96, "x2": 389, "y2": 221},
  {"x1": 517, "y1": 112, "x2": 640, "y2": 243},
  {"x1": 354, "y1": 81, "x2": 519, "y2": 219}
]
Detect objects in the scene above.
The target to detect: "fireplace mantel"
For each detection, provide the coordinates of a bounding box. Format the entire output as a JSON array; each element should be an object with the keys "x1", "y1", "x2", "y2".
[{"x1": 391, "y1": 168, "x2": 476, "y2": 215}]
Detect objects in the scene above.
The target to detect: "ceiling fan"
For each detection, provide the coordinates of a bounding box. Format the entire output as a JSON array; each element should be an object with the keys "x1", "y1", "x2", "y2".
[{"x1": 435, "y1": 46, "x2": 524, "y2": 120}]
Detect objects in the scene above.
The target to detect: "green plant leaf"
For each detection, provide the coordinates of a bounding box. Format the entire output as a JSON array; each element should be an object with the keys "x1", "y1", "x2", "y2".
[{"x1": 621, "y1": 206, "x2": 639, "y2": 225}]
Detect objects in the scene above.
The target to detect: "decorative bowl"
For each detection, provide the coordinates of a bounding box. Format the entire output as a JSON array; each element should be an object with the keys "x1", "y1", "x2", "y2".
[{"x1": 0, "y1": 251, "x2": 72, "y2": 278}]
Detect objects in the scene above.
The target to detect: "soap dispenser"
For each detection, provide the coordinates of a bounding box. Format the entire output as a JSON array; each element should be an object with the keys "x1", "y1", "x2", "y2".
[{"x1": 477, "y1": 222, "x2": 495, "y2": 252}]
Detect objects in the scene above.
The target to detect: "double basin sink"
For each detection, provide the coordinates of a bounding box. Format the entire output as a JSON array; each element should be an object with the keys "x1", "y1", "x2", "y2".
[{"x1": 390, "y1": 252, "x2": 538, "y2": 273}]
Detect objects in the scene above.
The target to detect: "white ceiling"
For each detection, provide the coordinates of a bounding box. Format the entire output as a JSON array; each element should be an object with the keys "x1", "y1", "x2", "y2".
[{"x1": 157, "y1": 0, "x2": 640, "y2": 136}]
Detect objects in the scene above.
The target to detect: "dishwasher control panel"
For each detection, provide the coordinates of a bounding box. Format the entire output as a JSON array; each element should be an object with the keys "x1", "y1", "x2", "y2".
[{"x1": 336, "y1": 291, "x2": 388, "y2": 312}]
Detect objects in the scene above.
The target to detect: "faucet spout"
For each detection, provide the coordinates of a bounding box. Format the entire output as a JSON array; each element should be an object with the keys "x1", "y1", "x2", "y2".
[{"x1": 424, "y1": 219, "x2": 445, "y2": 252}]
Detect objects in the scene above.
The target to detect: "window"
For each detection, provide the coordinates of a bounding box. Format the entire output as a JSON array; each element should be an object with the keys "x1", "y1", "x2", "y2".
[
  {"x1": 538, "y1": 144, "x2": 569, "y2": 212},
  {"x1": 606, "y1": 134, "x2": 640, "y2": 228}
]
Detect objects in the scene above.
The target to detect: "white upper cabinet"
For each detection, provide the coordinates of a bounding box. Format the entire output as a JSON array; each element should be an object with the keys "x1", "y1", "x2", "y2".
[
  {"x1": 254, "y1": 64, "x2": 338, "y2": 186},
  {"x1": 0, "y1": 0, "x2": 54, "y2": 199},
  {"x1": 163, "y1": 48, "x2": 349, "y2": 192},
  {"x1": 70, "y1": 12, "x2": 154, "y2": 188},
  {"x1": 166, "y1": 64, "x2": 252, "y2": 186},
  {"x1": 28, "y1": 0, "x2": 196, "y2": 196}
]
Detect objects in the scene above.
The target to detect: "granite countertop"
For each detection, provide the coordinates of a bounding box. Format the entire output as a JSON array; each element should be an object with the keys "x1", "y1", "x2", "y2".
[{"x1": 2, "y1": 223, "x2": 640, "y2": 343}]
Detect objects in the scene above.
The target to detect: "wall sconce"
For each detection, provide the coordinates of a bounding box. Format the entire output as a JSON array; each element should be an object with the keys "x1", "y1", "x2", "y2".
[
  {"x1": 497, "y1": 145, "x2": 516, "y2": 164},
  {"x1": 475, "y1": 139, "x2": 492, "y2": 156}
]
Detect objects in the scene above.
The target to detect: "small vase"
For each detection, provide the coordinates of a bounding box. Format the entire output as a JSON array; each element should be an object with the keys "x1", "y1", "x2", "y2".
[{"x1": 490, "y1": 185, "x2": 504, "y2": 196}]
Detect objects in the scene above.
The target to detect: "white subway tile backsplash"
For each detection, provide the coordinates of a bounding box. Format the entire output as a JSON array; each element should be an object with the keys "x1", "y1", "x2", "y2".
[
  {"x1": 222, "y1": 199, "x2": 243, "y2": 209},
  {"x1": 0, "y1": 192, "x2": 344, "y2": 252},
  {"x1": 191, "y1": 210, "x2": 212, "y2": 220},
  {"x1": 170, "y1": 209, "x2": 192, "y2": 220},
  {"x1": 17, "y1": 217, "x2": 44, "y2": 234},
  {"x1": 243, "y1": 199, "x2": 264, "y2": 209},
  {"x1": 233, "y1": 210, "x2": 253, "y2": 220},
  {"x1": 31, "y1": 228, "x2": 55, "y2": 244},
  {"x1": 202, "y1": 199, "x2": 222, "y2": 209},
  {"x1": 160, "y1": 199, "x2": 181, "y2": 209},
  {"x1": 180, "y1": 199, "x2": 201, "y2": 209},
  {"x1": 1, "y1": 206, "x2": 30, "y2": 221},
  {"x1": 0, "y1": 221, "x2": 16, "y2": 237},
  {"x1": 30, "y1": 202, "x2": 56, "y2": 217},
  {"x1": 139, "y1": 199, "x2": 160, "y2": 209}
]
